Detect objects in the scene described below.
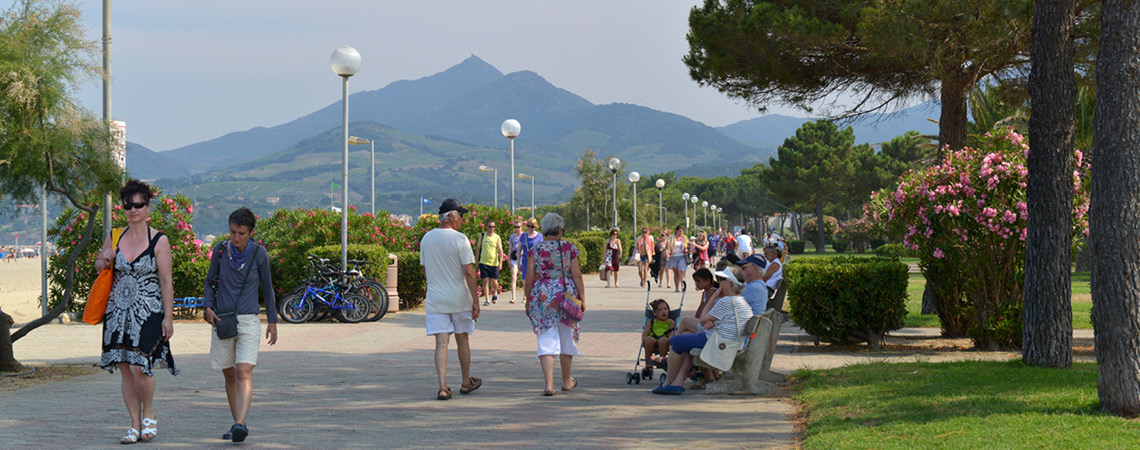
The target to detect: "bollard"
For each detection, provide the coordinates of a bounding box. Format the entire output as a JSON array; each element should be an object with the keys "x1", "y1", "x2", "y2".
[{"x1": 386, "y1": 253, "x2": 400, "y2": 312}]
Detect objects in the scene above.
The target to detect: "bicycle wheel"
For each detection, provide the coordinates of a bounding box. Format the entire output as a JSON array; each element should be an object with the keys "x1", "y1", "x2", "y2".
[
  {"x1": 334, "y1": 294, "x2": 370, "y2": 323},
  {"x1": 279, "y1": 293, "x2": 314, "y2": 324},
  {"x1": 354, "y1": 281, "x2": 389, "y2": 322}
]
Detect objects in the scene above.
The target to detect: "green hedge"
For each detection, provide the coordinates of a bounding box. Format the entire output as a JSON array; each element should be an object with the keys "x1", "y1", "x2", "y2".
[
  {"x1": 305, "y1": 244, "x2": 391, "y2": 286},
  {"x1": 394, "y1": 251, "x2": 426, "y2": 310},
  {"x1": 786, "y1": 257, "x2": 908, "y2": 350},
  {"x1": 787, "y1": 240, "x2": 806, "y2": 254},
  {"x1": 869, "y1": 238, "x2": 887, "y2": 250},
  {"x1": 832, "y1": 239, "x2": 850, "y2": 253},
  {"x1": 563, "y1": 238, "x2": 591, "y2": 274},
  {"x1": 576, "y1": 236, "x2": 606, "y2": 273},
  {"x1": 172, "y1": 258, "x2": 210, "y2": 299},
  {"x1": 873, "y1": 243, "x2": 914, "y2": 260}
]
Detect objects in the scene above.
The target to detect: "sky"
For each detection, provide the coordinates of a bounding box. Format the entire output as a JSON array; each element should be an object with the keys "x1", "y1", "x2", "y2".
[{"x1": 72, "y1": 0, "x2": 811, "y2": 152}]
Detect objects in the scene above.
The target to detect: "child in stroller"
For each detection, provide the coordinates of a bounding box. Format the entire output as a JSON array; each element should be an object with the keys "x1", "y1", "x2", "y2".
[{"x1": 641, "y1": 299, "x2": 674, "y2": 368}]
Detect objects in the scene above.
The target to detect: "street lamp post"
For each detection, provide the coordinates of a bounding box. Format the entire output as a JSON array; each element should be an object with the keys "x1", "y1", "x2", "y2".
[
  {"x1": 691, "y1": 196, "x2": 699, "y2": 230},
  {"x1": 717, "y1": 207, "x2": 723, "y2": 230},
  {"x1": 702, "y1": 201, "x2": 708, "y2": 228},
  {"x1": 348, "y1": 136, "x2": 374, "y2": 215},
  {"x1": 331, "y1": 45, "x2": 361, "y2": 274},
  {"x1": 628, "y1": 171, "x2": 640, "y2": 233},
  {"x1": 518, "y1": 173, "x2": 535, "y2": 218},
  {"x1": 502, "y1": 120, "x2": 521, "y2": 217},
  {"x1": 655, "y1": 179, "x2": 665, "y2": 229},
  {"x1": 682, "y1": 192, "x2": 690, "y2": 228},
  {"x1": 608, "y1": 157, "x2": 621, "y2": 229},
  {"x1": 478, "y1": 165, "x2": 498, "y2": 208}
]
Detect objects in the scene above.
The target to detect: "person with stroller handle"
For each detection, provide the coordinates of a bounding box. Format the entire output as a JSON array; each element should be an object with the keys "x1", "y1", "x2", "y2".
[{"x1": 641, "y1": 299, "x2": 674, "y2": 367}]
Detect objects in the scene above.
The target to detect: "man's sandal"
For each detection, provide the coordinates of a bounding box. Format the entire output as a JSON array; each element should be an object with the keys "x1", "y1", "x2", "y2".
[
  {"x1": 459, "y1": 377, "x2": 482, "y2": 394},
  {"x1": 120, "y1": 428, "x2": 140, "y2": 444},
  {"x1": 437, "y1": 387, "x2": 452, "y2": 400},
  {"x1": 140, "y1": 418, "x2": 157, "y2": 441}
]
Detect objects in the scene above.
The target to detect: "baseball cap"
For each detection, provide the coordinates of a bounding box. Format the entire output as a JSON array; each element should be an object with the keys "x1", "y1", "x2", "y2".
[
  {"x1": 735, "y1": 254, "x2": 767, "y2": 268},
  {"x1": 438, "y1": 198, "x2": 469, "y2": 215}
]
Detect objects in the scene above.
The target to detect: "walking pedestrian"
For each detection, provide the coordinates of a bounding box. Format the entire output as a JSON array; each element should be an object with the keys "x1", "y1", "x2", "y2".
[
  {"x1": 523, "y1": 213, "x2": 585, "y2": 395},
  {"x1": 474, "y1": 220, "x2": 506, "y2": 306},
  {"x1": 95, "y1": 179, "x2": 179, "y2": 444},
  {"x1": 420, "y1": 199, "x2": 482, "y2": 400},
  {"x1": 202, "y1": 208, "x2": 279, "y2": 443}
]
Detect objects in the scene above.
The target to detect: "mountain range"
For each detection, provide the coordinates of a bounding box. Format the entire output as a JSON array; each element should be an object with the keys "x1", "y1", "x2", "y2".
[{"x1": 117, "y1": 55, "x2": 936, "y2": 235}]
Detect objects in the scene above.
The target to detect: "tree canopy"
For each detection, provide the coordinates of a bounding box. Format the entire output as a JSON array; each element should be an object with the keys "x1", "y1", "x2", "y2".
[{"x1": 684, "y1": 0, "x2": 1039, "y2": 151}]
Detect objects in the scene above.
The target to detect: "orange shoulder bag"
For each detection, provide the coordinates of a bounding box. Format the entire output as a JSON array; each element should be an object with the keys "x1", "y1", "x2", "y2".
[{"x1": 83, "y1": 228, "x2": 123, "y2": 325}]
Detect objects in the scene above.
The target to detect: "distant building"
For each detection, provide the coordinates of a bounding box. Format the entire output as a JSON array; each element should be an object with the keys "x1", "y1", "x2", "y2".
[{"x1": 266, "y1": 197, "x2": 280, "y2": 205}]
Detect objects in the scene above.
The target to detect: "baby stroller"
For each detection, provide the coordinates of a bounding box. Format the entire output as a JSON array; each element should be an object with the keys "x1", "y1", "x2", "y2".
[{"x1": 626, "y1": 281, "x2": 686, "y2": 384}]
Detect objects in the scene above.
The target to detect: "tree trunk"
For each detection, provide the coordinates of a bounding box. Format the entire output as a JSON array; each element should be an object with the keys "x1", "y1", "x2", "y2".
[
  {"x1": 1092, "y1": 0, "x2": 1140, "y2": 417},
  {"x1": 938, "y1": 74, "x2": 971, "y2": 153},
  {"x1": 1023, "y1": 0, "x2": 1077, "y2": 368},
  {"x1": 921, "y1": 284, "x2": 937, "y2": 315},
  {"x1": 814, "y1": 201, "x2": 825, "y2": 253},
  {"x1": 0, "y1": 307, "x2": 26, "y2": 373}
]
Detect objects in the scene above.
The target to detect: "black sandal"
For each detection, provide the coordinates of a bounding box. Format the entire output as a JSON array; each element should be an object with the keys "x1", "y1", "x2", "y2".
[
  {"x1": 437, "y1": 388, "x2": 452, "y2": 400},
  {"x1": 459, "y1": 377, "x2": 482, "y2": 394}
]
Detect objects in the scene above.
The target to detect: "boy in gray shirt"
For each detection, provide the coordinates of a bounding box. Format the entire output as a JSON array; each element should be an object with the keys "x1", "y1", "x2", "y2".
[{"x1": 203, "y1": 208, "x2": 278, "y2": 442}]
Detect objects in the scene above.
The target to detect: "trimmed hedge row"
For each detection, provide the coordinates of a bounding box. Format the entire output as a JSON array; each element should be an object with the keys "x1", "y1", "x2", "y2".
[
  {"x1": 832, "y1": 239, "x2": 850, "y2": 253},
  {"x1": 787, "y1": 240, "x2": 806, "y2": 254},
  {"x1": 576, "y1": 236, "x2": 606, "y2": 273},
  {"x1": 305, "y1": 244, "x2": 392, "y2": 285},
  {"x1": 786, "y1": 256, "x2": 908, "y2": 350},
  {"x1": 394, "y1": 251, "x2": 426, "y2": 310}
]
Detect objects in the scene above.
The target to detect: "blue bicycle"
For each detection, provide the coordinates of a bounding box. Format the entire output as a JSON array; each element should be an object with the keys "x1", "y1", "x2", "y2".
[{"x1": 279, "y1": 282, "x2": 370, "y2": 324}]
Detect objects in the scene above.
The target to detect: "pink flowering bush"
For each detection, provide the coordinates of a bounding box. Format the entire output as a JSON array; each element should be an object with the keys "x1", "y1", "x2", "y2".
[
  {"x1": 871, "y1": 128, "x2": 1090, "y2": 348},
  {"x1": 839, "y1": 217, "x2": 874, "y2": 253},
  {"x1": 47, "y1": 192, "x2": 209, "y2": 312},
  {"x1": 803, "y1": 215, "x2": 839, "y2": 247}
]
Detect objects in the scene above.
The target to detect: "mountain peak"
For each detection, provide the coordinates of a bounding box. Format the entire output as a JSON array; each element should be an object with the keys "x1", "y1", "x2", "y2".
[{"x1": 443, "y1": 54, "x2": 503, "y2": 79}]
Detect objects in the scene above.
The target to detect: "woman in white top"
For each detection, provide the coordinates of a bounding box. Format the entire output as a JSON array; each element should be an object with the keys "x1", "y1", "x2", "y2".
[
  {"x1": 761, "y1": 245, "x2": 784, "y2": 297},
  {"x1": 652, "y1": 265, "x2": 752, "y2": 395}
]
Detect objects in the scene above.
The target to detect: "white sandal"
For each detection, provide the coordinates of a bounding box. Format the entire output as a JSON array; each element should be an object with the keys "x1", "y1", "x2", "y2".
[
  {"x1": 140, "y1": 418, "x2": 157, "y2": 441},
  {"x1": 120, "y1": 428, "x2": 139, "y2": 444}
]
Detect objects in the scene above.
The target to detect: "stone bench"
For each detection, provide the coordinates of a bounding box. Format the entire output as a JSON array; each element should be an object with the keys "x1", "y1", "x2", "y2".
[{"x1": 691, "y1": 308, "x2": 786, "y2": 394}]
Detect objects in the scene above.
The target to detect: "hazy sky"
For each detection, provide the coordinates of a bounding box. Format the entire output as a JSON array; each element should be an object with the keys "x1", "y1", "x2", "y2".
[{"x1": 73, "y1": 0, "x2": 813, "y2": 152}]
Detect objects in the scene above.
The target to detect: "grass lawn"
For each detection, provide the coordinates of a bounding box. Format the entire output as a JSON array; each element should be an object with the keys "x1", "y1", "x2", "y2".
[{"x1": 795, "y1": 361, "x2": 1135, "y2": 449}]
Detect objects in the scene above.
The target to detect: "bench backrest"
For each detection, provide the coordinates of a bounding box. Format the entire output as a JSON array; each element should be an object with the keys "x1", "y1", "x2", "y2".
[{"x1": 767, "y1": 279, "x2": 787, "y2": 312}]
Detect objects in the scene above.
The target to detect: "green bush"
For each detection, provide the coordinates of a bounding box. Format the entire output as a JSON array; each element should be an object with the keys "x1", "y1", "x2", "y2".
[
  {"x1": 562, "y1": 238, "x2": 591, "y2": 274},
  {"x1": 787, "y1": 240, "x2": 806, "y2": 254},
  {"x1": 868, "y1": 238, "x2": 887, "y2": 250},
  {"x1": 831, "y1": 239, "x2": 849, "y2": 253},
  {"x1": 873, "y1": 243, "x2": 912, "y2": 260},
  {"x1": 394, "y1": 251, "x2": 426, "y2": 310},
  {"x1": 786, "y1": 257, "x2": 908, "y2": 350},
  {"x1": 576, "y1": 236, "x2": 606, "y2": 273},
  {"x1": 172, "y1": 258, "x2": 210, "y2": 299}
]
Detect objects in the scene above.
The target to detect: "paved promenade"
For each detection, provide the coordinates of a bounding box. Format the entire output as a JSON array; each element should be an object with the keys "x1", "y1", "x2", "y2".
[{"x1": 3, "y1": 276, "x2": 797, "y2": 449}]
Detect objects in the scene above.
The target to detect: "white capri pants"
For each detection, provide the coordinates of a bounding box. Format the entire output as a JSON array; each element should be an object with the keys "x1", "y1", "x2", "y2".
[{"x1": 536, "y1": 322, "x2": 580, "y2": 358}]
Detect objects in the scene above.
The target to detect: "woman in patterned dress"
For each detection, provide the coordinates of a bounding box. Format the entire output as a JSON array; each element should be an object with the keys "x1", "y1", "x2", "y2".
[
  {"x1": 523, "y1": 213, "x2": 586, "y2": 396},
  {"x1": 95, "y1": 180, "x2": 179, "y2": 444}
]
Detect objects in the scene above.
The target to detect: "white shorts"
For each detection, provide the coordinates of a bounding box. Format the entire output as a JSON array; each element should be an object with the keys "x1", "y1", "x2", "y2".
[
  {"x1": 509, "y1": 259, "x2": 519, "y2": 270},
  {"x1": 536, "y1": 322, "x2": 579, "y2": 357},
  {"x1": 210, "y1": 314, "x2": 261, "y2": 370},
  {"x1": 426, "y1": 311, "x2": 476, "y2": 336}
]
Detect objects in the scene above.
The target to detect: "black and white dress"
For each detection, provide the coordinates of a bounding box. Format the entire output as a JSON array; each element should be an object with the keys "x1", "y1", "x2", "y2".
[{"x1": 99, "y1": 226, "x2": 179, "y2": 377}]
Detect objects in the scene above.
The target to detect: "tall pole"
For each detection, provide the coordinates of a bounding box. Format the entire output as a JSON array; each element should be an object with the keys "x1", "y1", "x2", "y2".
[
  {"x1": 657, "y1": 188, "x2": 663, "y2": 229},
  {"x1": 40, "y1": 185, "x2": 48, "y2": 317},
  {"x1": 611, "y1": 170, "x2": 617, "y2": 229},
  {"x1": 102, "y1": 0, "x2": 112, "y2": 237},
  {"x1": 509, "y1": 137, "x2": 515, "y2": 216},
  {"x1": 632, "y1": 182, "x2": 637, "y2": 233},
  {"x1": 493, "y1": 168, "x2": 498, "y2": 209},
  {"x1": 530, "y1": 176, "x2": 535, "y2": 219},
  {"x1": 370, "y1": 140, "x2": 375, "y2": 216},
  {"x1": 340, "y1": 75, "x2": 349, "y2": 273}
]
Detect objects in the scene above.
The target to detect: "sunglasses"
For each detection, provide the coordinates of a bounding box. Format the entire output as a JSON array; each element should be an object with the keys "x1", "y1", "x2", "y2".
[{"x1": 122, "y1": 201, "x2": 148, "y2": 211}]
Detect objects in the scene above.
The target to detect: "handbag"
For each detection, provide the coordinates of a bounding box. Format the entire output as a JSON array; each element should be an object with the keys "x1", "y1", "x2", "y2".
[
  {"x1": 701, "y1": 299, "x2": 744, "y2": 371},
  {"x1": 558, "y1": 241, "x2": 584, "y2": 322},
  {"x1": 598, "y1": 265, "x2": 608, "y2": 281},
  {"x1": 83, "y1": 228, "x2": 124, "y2": 325}
]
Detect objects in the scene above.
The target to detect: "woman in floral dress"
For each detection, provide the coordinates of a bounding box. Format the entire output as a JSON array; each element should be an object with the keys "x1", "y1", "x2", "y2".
[
  {"x1": 95, "y1": 180, "x2": 179, "y2": 444},
  {"x1": 523, "y1": 213, "x2": 586, "y2": 396}
]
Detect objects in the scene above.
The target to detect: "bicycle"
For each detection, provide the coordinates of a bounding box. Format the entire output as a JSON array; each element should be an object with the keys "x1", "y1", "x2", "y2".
[{"x1": 279, "y1": 256, "x2": 386, "y2": 323}]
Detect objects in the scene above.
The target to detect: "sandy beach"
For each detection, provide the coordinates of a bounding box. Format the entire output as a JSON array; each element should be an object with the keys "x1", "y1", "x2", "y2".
[{"x1": 0, "y1": 258, "x2": 49, "y2": 324}]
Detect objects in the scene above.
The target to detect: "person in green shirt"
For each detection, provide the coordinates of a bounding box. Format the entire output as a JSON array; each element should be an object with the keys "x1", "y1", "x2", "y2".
[{"x1": 474, "y1": 220, "x2": 506, "y2": 306}]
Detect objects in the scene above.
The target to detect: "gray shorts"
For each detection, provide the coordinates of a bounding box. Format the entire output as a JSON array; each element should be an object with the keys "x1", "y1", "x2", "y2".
[{"x1": 665, "y1": 255, "x2": 687, "y2": 271}]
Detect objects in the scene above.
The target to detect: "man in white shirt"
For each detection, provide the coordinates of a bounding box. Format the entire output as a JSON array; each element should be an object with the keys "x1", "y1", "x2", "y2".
[
  {"x1": 420, "y1": 198, "x2": 482, "y2": 400},
  {"x1": 736, "y1": 230, "x2": 754, "y2": 258}
]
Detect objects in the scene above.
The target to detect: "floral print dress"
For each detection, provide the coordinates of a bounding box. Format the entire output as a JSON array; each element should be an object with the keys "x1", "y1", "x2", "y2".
[
  {"x1": 527, "y1": 240, "x2": 581, "y2": 342},
  {"x1": 100, "y1": 226, "x2": 179, "y2": 377}
]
